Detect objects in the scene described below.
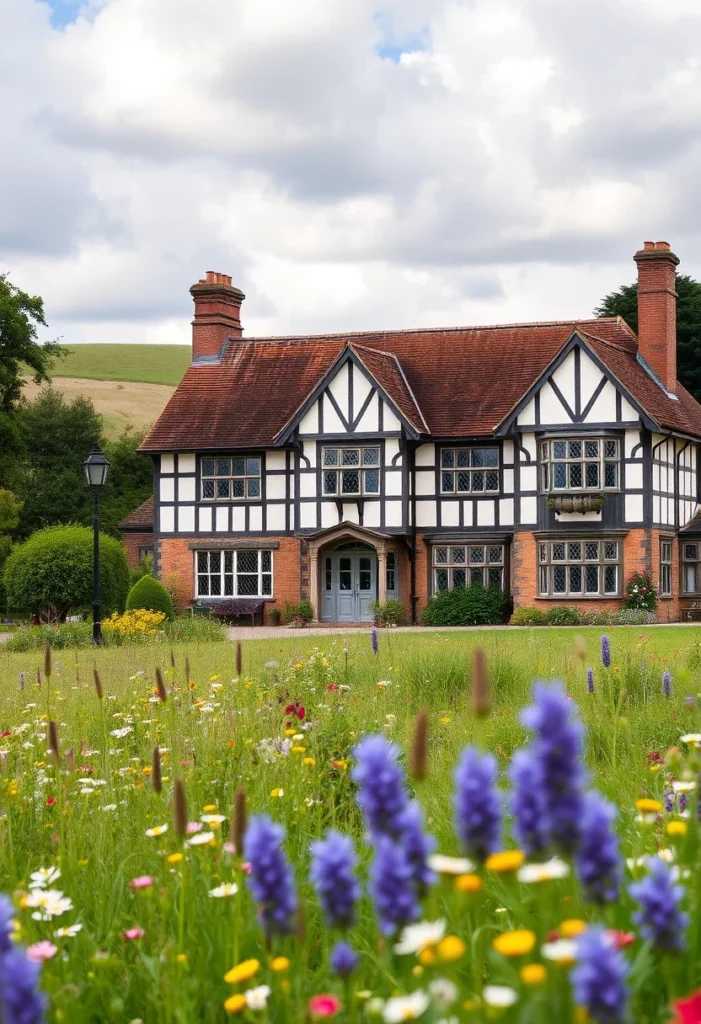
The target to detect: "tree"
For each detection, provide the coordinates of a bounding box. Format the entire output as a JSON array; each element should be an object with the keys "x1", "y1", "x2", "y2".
[
  {"x1": 4, "y1": 525, "x2": 129, "y2": 622},
  {"x1": 595, "y1": 274, "x2": 701, "y2": 401},
  {"x1": 126, "y1": 575, "x2": 174, "y2": 619},
  {"x1": 101, "y1": 427, "x2": 153, "y2": 538},
  {"x1": 0, "y1": 488, "x2": 22, "y2": 612},
  {"x1": 0, "y1": 274, "x2": 64, "y2": 413}
]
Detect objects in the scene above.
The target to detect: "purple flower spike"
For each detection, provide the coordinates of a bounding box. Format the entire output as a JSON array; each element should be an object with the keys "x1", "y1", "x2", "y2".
[
  {"x1": 453, "y1": 746, "x2": 501, "y2": 861},
  {"x1": 351, "y1": 735, "x2": 408, "y2": 837},
  {"x1": 663, "y1": 671, "x2": 672, "y2": 697},
  {"x1": 576, "y1": 792, "x2": 621, "y2": 905},
  {"x1": 310, "y1": 830, "x2": 361, "y2": 930},
  {"x1": 630, "y1": 856, "x2": 689, "y2": 953},
  {"x1": 371, "y1": 626, "x2": 379, "y2": 654},
  {"x1": 396, "y1": 800, "x2": 436, "y2": 891},
  {"x1": 244, "y1": 815, "x2": 297, "y2": 937},
  {"x1": 330, "y1": 941, "x2": 359, "y2": 977},
  {"x1": 572, "y1": 927, "x2": 628, "y2": 1024},
  {"x1": 586, "y1": 667, "x2": 594, "y2": 694},
  {"x1": 509, "y1": 748, "x2": 549, "y2": 857},
  {"x1": 601, "y1": 634, "x2": 611, "y2": 669},
  {"x1": 520, "y1": 681, "x2": 586, "y2": 854},
  {"x1": 0, "y1": 894, "x2": 47, "y2": 1024},
  {"x1": 370, "y1": 834, "x2": 420, "y2": 935}
]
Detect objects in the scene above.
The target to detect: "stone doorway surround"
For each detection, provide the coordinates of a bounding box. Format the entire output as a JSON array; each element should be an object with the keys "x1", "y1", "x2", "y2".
[{"x1": 304, "y1": 521, "x2": 401, "y2": 622}]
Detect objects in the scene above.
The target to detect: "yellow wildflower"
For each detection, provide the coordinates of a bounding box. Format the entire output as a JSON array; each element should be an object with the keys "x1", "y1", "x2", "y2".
[
  {"x1": 418, "y1": 947, "x2": 436, "y2": 966},
  {"x1": 270, "y1": 957, "x2": 290, "y2": 973},
  {"x1": 559, "y1": 919, "x2": 587, "y2": 938},
  {"x1": 224, "y1": 994, "x2": 247, "y2": 1014},
  {"x1": 666, "y1": 821, "x2": 687, "y2": 837},
  {"x1": 291, "y1": 746, "x2": 306, "y2": 754},
  {"x1": 635, "y1": 798, "x2": 662, "y2": 813},
  {"x1": 270, "y1": 788, "x2": 284, "y2": 799},
  {"x1": 493, "y1": 929, "x2": 536, "y2": 958},
  {"x1": 224, "y1": 959, "x2": 260, "y2": 985},
  {"x1": 167, "y1": 853, "x2": 184, "y2": 864},
  {"x1": 521, "y1": 964, "x2": 546, "y2": 985},
  {"x1": 437, "y1": 936, "x2": 466, "y2": 962},
  {"x1": 302, "y1": 757, "x2": 316, "y2": 766},
  {"x1": 485, "y1": 850, "x2": 525, "y2": 873},
  {"x1": 455, "y1": 873, "x2": 483, "y2": 894},
  {"x1": 203, "y1": 804, "x2": 217, "y2": 813}
]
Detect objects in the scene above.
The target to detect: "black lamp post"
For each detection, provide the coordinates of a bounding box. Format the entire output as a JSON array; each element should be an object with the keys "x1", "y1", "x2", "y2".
[{"x1": 83, "y1": 448, "x2": 110, "y2": 645}]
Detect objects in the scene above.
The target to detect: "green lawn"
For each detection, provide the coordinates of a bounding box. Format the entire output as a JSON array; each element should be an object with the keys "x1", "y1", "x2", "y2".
[
  {"x1": 1, "y1": 626, "x2": 700, "y2": 1022},
  {"x1": 48, "y1": 344, "x2": 192, "y2": 386}
]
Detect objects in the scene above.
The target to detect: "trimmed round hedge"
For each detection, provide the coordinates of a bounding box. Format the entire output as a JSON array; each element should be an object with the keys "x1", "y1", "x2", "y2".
[
  {"x1": 4, "y1": 525, "x2": 129, "y2": 622},
  {"x1": 126, "y1": 575, "x2": 175, "y2": 619},
  {"x1": 422, "y1": 584, "x2": 510, "y2": 627}
]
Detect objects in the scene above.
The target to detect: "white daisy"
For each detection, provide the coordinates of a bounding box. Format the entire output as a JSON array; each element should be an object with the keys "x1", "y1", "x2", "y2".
[
  {"x1": 201, "y1": 814, "x2": 226, "y2": 824},
  {"x1": 54, "y1": 924, "x2": 82, "y2": 938},
  {"x1": 29, "y1": 867, "x2": 61, "y2": 890},
  {"x1": 427, "y1": 854, "x2": 476, "y2": 876},
  {"x1": 394, "y1": 920, "x2": 446, "y2": 955},
  {"x1": 383, "y1": 991, "x2": 430, "y2": 1022},
  {"x1": 145, "y1": 824, "x2": 168, "y2": 838},
  {"x1": 680, "y1": 733, "x2": 701, "y2": 746},
  {"x1": 428, "y1": 978, "x2": 458, "y2": 1007},
  {"x1": 672, "y1": 780, "x2": 697, "y2": 793},
  {"x1": 482, "y1": 986, "x2": 518, "y2": 1008},
  {"x1": 209, "y1": 883, "x2": 239, "y2": 898},
  {"x1": 517, "y1": 858, "x2": 570, "y2": 883},
  {"x1": 245, "y1": 985, "x2": 271, "y2": 1009},
  {"x1": 26, "y1": 890, "x2": 73, "y2": 921},
  {"x1": 187, "y1": 830, "x2": 215, "y2": 846},
  {"x1": 542, "y1": 938, "x2": 577, "y2": 964}
]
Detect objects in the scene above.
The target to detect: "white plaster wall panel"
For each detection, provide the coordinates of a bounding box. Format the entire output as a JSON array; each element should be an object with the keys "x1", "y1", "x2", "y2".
[
  {"x1": 626, "y1": 463, "x2": 643, "y2": 489},
  {"x1": 556, "y1": 511, "x2": 601, "y2": 523},
  {"x1": 342, "y1": 503, "x2": 360, "y2": 525},
  {"x1": 503, "y1": 440, "x2": 514, "y2": 463},
  {"x1": 463, "y1": 501, "x2": 473, "y2": 527},
  {"x1": 267, "y1": 505, "x2": 286, "y2": 532},
  {"x1": 329, "y1": 363, "x2": 349, "y2": 420},
  {"x1": 653, "y1": 464, "x2": 661, "y2": 491},
  {"x1": 580, "y1": 353, "x2": 603, "y2": 407},
  {"x1": 441, "y1": 501, "x2": 460, "y2": 527},
  {"x1": 301, "y1": 441, "x2": 316, "y2": 468},
  {"x1": 552, "y1": 350, "x2": 576, "y2": 410},
  {"x1": 384, "y1": 438, "x2": 400, "y2": 465},
  {"x1": 625, "y1": 430, "x2": 640, "y2": 458},
  {"x1": 517, "y1": 398, "x2": 536, "y2": 426},
  {"x1": 266, "y1": 452, "x2": 286, "y2": 471},
  {"x1": 215, "y1": 507, "x2": 229, "y2": 532},
  {"x1": 621, "y1": 396, "x2": 638, "y2": 421},
  {"x1": 353, "y1": 366, "x2": 372, "y2": 418},
  {"x1": 198, "y1": 506, "x2": 212, "y2": 532},
  {"x1": 179, "y1": 477, "x2": 196, "y2": 502},
  {"x1": 521, "y1": 432, "x2": 537, "y2": 460},
  {"x1": 625, "y1": 494, "x2": 644, "y2": 523},
  {"x1": 477, "y1": 501, "x2": 495, "y2": 527},
  {"x1": 415, "y1": 444, "x2": 435, "y2": 467},
  {"x1": 363, "y1": 502, "x2": 381, "y2": 528},
  {"x1": 416, "y1": 501, "x2": 436, "y2": 527},
  {"x1": 383, "y1": 405, "x2": 401, "y2": 432},
  {"x1": 179, "y1": 454, "x2": 196, "y2": 474},
  {"x1": 499, "y1": 498, "x2": 514, "y2": 526},
  {"x1": 585, "y1": 380, "x2": 617, "y2": 423},
  {"x1": 178, "y1": 506, "x2": 195, "y2": 533},
  {"x1": 160, "y1": 477, "x2": 175, "y2": 502},
  {"x1": 321, "y1": 502, "x2": 338, "y2": 528},
  {"x1": 693, "y1": 447, "x2": 698, "y2": 470},
  {"x1": 540, "y1": 380, "x2": 572, "y2": 424},
  {"x1": 249, "y1": 506, "x2": 262, "y2": 532},
  {"x1": 521, "y1": 466, "x2": 537, "y2": 492},
  {"x1": 299, "y1": 403, "x2": 320, "y2": 435},
  {"x1": 289, "y1": 506, "x2": 295, "y2": 530},
  {"x1": 289, "y1": 477, "x2": 295, "y2": 499},
  {"x1": 385, "y1": 501, "x2": 402, "y2": 528},
  {"x1": 161, "y1": 454, "x2": 174, "y2": 474},
  {"x1": 232, "y1": 507, "x2": 245, "y2": 531},
  {"x1": 300, "y1": 473, "x2": 317, "y2": 498},
  {"x1": 520, "y1": 496, "x2": 537, "y2": 524},
  {"x1": 266, "y1": 475, "x2": 286, "y2": 499},
  {"x1": 356, "y1": 394, "x2": 379, "y2": 433},
  {"x1": 503, "y1": 468, "x2": 514, "y2": 493},
  {"x1": 668, "y1": 498, "x2": 675, "y2": 524},
  {"x1": 653, "y1": 495, "x2": 661, "y2": 523},
  {"x1": 160, "y1": 507, "x2": 174, "y2": 532},
  {"x1": 323, "y1": 398, "x2": 346, "y2": 435},
  {"x1": 385, "y1": 471, "x2": 402, "y2": 496},
  {"x1": 415, "y1": 470, "x2": 435, "y2": 496},
  {"x1": 300, "y1": 504, "x2": 316, "y2": 528}
]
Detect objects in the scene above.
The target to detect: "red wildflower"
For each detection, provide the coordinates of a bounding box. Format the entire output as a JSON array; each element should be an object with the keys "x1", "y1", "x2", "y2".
[
  {"x1": 606, "y1": 930, "x2": 635, "y2": 950},
  {"x1": 672, "y1": 991, "x2": 701, "y2": 1024},
  {"x1": 309, "y1": 994, "x2": 341, "y2": 1019},
  {"x1": 326, "y1": 684, "x2": 339, "y2": 691},
  {"x1": 647, "y1": 751, "x2": 663, "y2": 764},
  {"x1": 46, "y1": 797, "x2": 56, "y2": 807},
  {"x1": 1, "y1": 730, "x2": 11, "y2": 738},
  {"x1": 284, "y1": 701, "x2": 305, "y2": 721}
]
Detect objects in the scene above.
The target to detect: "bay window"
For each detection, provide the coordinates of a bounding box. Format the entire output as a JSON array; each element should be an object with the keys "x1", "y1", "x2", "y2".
[
  {"x1": 683, "y1": 543, "x2": 701, "y2": 595},
  {"x1": 540, "y1": 439, "x2": 619, "y2": 492},
  {"x1": 538, "y1": 539, "x2": 620, "y2": 597},
  {"x1": 196, "y1": 550, "x2": 273, "y2": 598}
]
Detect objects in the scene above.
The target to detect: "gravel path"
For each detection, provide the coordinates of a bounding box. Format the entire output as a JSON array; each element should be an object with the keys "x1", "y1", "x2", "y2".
[{"x1": 225, "y1": 621, "x2": 700, "y2": 641}]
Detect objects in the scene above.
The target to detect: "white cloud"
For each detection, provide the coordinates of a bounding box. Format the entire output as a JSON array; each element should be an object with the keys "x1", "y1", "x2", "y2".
[{"x1": 1, "y1": 0, "x2": 701, "y2": 346}]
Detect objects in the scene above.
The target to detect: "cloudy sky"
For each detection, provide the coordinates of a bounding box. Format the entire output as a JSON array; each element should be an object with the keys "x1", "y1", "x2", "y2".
[{"x1": 2, "y1": 0, "x2": 701, "y2": 346}]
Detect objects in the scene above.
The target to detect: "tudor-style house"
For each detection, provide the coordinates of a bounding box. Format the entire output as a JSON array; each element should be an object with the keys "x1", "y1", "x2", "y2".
[{"x1": 124, "y1": 241, "x2": 701, "y2": 623}]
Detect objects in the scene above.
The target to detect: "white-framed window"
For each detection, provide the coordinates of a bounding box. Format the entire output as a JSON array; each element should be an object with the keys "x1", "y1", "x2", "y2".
[
  {"x1": 440, "y1": 448, "x2": 500, "y2": 494},
  {"x1": 540, "y1": 439, "x2": 620, "y2": 492},
  {"x1": 682, "y1": 542, "x2": 701, "y2": 595},
  {"x1": 660, "y1": 539, "x2": 673, "y2": 597},
  {"x1": 195, "y1": 550, "x2": 273, "y2": 597},
  {"x1": 538, "y1": 539, "x2": 620, "y2": 597},
  {"x1": 201, "y1": 457, "x2": 261, "y2": 501},
  {"x1": 433, "y1": 544, "x2": 505, "y2": 592},
  {"x1": 322, "y1": 447, "x2": 380, "y2": 496}
]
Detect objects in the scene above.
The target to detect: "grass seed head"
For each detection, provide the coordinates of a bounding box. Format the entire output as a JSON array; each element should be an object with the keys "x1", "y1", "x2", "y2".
[
  {"x1": 173, "y1": 777, "x2": 188, "y2": 838},
  {"x1": 236, "y1": 641, "x2": 243, "y2": 678},
  {"x1": 93, "y1": 665, "x2": 103, "y2": 700},
  {"x1": 232, "y1": 786, "x2": 247, "y2": 853},
  {"x1": 471, "y1": 647, "x2": 491, "y2": 718},
  {"x1": 48, "y1": 720, "x2": 60, "y2": 762},
  {"x1": 44, "y1": 642, "x2": 52, "y2": 680},
  {"x1": 152, "y1": 746, "x2": 163, "y2": 794},
  {"x1": 410, "y1": 708, "x2": 429, "y2": 780},
  {"x1": 155, "y1": 667, "x2": 167, "y2": 703}
]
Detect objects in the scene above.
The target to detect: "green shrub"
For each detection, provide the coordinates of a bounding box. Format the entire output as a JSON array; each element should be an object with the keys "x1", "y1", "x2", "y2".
[
  {"x1": 510, "y1": 606, "x2": 549, "y2": 626},
  {"x1": 623, "y1": 570, "x2": 658, "y2": 612},
  {"x1": 546, "y1": 606, "x2": 581, "y2": 626},
  {"x1": 616, "y1": 609, "x2": 657, "y2": 626},
  {"x1": 4, "y1": 525, "x2": 129, "y2": 622},
  {"x1": 5, "y1": 614, "x2": 225, "y2": 650},
  {"x1": 6, "y1": 621, "x2": 93, "y2": 651},
  {"x1": 129, "y1": 554, "x2": 153, "y2": 588},
  {"x1": 126, "y1": 575, "x2": 175, "y2": 619},
  {"x1": 422, "y1": 585, "x2": 508, "y2": 627},
  {"x1": 283, "y1": 600, "x2": 314, "y2": 624},
  {"x1": 371, "y1": 599, "x2": 408, "y2": 626}
]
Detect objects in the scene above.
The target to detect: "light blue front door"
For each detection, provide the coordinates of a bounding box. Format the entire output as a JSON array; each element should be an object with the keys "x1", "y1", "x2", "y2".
[{"x1": 321, "y1": 552, "x2": 377, "y2": 622}]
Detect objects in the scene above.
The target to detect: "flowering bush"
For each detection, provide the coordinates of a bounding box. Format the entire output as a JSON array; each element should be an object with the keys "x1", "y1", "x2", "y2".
[
  {"x1": 623, "y1": 570, "x2": 658, "y2": 612},
  {"x1": 102, "y1": 608, "x2": 167, "y2": 642}
]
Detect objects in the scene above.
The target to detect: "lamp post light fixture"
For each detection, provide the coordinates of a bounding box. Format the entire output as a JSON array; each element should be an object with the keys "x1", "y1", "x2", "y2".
[{"x1": 83, "y1": 448, "x2": 110, "y2": 645}]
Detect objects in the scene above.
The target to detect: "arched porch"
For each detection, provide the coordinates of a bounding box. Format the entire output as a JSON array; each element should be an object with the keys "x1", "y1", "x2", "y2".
[{"x1": 306, "y1": 522, "x2": 401, "y2": 623}]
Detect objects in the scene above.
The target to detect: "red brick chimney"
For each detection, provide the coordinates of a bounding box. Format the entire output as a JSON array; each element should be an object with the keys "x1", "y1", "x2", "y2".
[
  {"x1": 190, "y1": 272, "x2": 245, "y2": 361},
  {"x1": 633, "y1": 241, "x2": 679, "y2": 392}
]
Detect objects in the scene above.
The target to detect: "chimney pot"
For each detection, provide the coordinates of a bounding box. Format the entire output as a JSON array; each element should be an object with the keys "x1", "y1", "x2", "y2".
[
  {"x1": 643, "y1": 241, "x2": 655, "y2": 250},
  {"x1": 656, "y1": 241, "x2": 670, "y2": 250},
  {"x1": 634, "y1": 240, "x2": 679, "y2": 391},
  {"x1": 190, "y1": 271, "x2": 246, "y2": 361}
]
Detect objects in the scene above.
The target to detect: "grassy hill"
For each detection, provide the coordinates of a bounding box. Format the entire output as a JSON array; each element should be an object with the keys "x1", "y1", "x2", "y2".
[{"x1": 50, "y1": 344, "x2": 192, "y2": 386}]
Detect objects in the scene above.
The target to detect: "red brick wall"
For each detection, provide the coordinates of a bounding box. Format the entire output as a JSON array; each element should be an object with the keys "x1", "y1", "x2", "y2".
[
  {"x1": 122, "y1": 532, "x2": 153, "y2": 570},
  {"x1": 158, "y1": 536, "x2": 302, "y2": 621},
  {"x1": 634, "y1": 243, "x2": 679, "y2": 390}
]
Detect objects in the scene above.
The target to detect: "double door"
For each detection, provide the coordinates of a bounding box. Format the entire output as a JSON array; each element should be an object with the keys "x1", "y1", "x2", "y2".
[{"x1": 321, "y1": 551, "x2": 377, "y2": 622}]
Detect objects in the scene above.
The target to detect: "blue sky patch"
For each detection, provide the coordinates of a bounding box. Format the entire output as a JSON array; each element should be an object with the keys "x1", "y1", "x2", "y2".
[
  {"x1": 43, "y1": 0, "x2": 83, "y2": 29},
  {"x1": 374, "y1": 11, "x2": 429, "y2": 63}
]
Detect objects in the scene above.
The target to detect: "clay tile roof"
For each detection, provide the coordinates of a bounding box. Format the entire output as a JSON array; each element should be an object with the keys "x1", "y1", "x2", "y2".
[
  {"x1": 119, "y1": 495, "x2": 154, "y2": 531},
  {"x1": 140, "y1": 316, "x2": 701, "y2": 451}
]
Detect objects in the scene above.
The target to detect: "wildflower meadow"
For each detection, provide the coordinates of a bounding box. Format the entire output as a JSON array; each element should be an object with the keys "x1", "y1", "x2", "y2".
[{"x1": 1, "y1": 626, "x2": 701, "y2": 1023}]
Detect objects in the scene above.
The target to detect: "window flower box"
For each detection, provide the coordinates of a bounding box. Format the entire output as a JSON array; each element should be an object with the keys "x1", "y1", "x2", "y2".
[{"x1": 545, "y1": 493, "x2": 605, "y2": 514}]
